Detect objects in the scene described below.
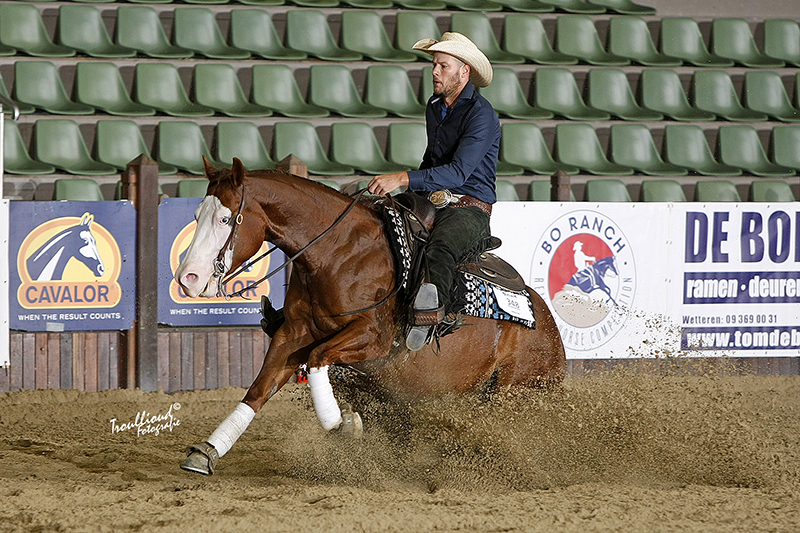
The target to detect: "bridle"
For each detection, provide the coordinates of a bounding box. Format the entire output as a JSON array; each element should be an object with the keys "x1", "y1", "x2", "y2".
[{"x1": 212, "y1": 183, "x2": 399, "y2": 315}]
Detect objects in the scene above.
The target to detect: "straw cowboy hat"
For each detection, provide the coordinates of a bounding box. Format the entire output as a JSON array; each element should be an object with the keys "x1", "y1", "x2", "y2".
[{"x1": 412, "y1": 32, "x2": 493, "y2": 88}]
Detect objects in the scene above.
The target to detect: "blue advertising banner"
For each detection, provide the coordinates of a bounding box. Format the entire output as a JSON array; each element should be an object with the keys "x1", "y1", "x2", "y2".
[
  {"x1": 8, "y1": 201, "x2": 136, "y2": 332},
  {"x1": 158, "y1": 198, "x2": 286, "y2": 327}
]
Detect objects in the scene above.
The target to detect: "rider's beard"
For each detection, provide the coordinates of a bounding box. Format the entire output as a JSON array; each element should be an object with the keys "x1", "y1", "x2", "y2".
[{"x1": 433, "y1": 69, "x2": 463, "y2": 102}]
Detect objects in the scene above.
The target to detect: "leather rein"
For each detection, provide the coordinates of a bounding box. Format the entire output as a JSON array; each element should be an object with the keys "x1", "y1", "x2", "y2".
[{"x1": 214, "y1": 185, "x2": 401, "y2": 317}]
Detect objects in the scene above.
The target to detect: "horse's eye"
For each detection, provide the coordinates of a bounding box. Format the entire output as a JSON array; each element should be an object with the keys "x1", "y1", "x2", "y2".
[{"x1": 221, "y1": 216, "x2": 230, "y2": 225}]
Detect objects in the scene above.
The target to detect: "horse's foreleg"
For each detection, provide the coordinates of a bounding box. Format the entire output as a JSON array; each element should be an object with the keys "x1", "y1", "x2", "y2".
[{"x1": 181, "y1": 331, "x2": 312, "y2": 475}]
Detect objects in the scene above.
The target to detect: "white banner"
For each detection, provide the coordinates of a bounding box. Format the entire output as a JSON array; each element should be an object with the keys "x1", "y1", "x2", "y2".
[
  {"x1": 491, "y1": 202, "x2": 800, "y2": 359},
  {"x1": 1, "y1": 199, "x2": 9, "y2": 366}
]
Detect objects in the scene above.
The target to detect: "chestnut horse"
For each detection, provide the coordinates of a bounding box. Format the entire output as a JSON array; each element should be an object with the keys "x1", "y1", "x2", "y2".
[{"x1": 176, "y1": 158, "x2": 565, "y2": 475}]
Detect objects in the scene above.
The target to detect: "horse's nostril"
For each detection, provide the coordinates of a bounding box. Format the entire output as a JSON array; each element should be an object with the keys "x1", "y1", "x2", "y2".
[
  {"x1": 97, "y1": 265, "x2": 105, "y2": 276},
  {"x1": 183, "y1": 273, "x2": 198, "y2": 285}
]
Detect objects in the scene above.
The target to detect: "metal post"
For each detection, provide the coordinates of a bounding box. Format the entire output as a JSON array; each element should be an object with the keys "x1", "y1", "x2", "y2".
[{"x1": 551, "y1": 170, "x2": 572, "y2": 202}]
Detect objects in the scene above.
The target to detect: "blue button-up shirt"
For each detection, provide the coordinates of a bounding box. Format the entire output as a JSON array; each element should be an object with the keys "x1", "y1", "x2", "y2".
[{"x1": 407, "y1": 81, "x2": 501, "y2": 205}]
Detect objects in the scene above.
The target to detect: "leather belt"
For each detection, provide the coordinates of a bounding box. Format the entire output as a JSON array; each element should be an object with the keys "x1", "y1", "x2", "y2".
[{"x1": 453, "y1": 195, "x2": 492, "y2": 217}]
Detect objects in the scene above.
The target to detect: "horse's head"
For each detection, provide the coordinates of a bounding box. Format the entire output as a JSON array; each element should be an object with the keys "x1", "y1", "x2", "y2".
[
  {"x1": 76, "y1": 213, "x2": 105, "y2": 277},
  {"x1": 176, "y1": 157, "x2": 267, "y2": 298},
  {"x1": 597, "y1": 255, "x2": 618, "y2": 278}
]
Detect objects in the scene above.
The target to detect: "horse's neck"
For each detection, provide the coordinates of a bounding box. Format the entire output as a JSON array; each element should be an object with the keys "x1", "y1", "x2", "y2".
[{"x1": 254, "y1": 176, "x2": 376, "y2": 263}]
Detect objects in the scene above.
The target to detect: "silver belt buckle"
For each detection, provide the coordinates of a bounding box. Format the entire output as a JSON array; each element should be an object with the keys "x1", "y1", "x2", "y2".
[{"x1": 428, "y1": 189, "x2": 453, "y2": 208}]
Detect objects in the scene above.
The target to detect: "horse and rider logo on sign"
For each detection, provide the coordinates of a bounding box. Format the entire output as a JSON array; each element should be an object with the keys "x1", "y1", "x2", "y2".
[
  {"x1": 530, "y1": 209, "x2": 637, "y2": 353},
  {"x1": 8, "y1": 202, "x2": 136, "y2": 332}
]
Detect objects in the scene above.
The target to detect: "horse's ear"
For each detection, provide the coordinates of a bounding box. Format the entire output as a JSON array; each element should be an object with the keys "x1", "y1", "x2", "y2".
[
  {"x1": 231, "y1": 157, "x2": 245, "y2": 187},
  {"x1": 202, "y1": 156, "x2": 217, "y2": 181},
  {"x1": 80, "y1": 213, "x2": 93, "y2": 228}
]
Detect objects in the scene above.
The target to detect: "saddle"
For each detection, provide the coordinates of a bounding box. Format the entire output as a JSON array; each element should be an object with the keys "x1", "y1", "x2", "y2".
[{"x1": 382, "y1": 193, "x2": 535, "y2": 334}]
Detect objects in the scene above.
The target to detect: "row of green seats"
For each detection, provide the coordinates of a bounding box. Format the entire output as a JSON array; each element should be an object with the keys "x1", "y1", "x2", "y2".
[
  {"x1": 4, "y1": 5, "x2": 796, "y2": 68},
  {"x1": 9, "y1": 58, "x2": 800, "y2": 124},
  {"x1": 482, "y1": 68, "x2": 800, "y2": 122},
  {"x1": 3, "y1": 0, "x2": 655, "y2": 15},
  {"x1": 7, "y1": 119, "x2": 800, "y2": 178},
  {"x1": 48, "y1": 177, "x2": 795, "y2": 203}
]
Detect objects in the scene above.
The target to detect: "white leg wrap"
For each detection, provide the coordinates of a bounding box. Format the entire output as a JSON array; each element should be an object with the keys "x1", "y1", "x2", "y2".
[
  {"x1": 207, "y1": 403, "x2": 255, "y2": 458},
  {"x1": 307, "y1": 366, "x2": 343, "y2": 431}
]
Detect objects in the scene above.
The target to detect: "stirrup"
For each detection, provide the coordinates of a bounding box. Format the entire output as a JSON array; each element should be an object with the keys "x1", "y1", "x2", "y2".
[{"x1": 407, "y1": 283, "x2": 441, "y2": 350}]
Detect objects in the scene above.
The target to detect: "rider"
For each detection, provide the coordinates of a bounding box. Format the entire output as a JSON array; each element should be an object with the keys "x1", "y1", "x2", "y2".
[{"x1": 367, "y1": 32, "x2": 500, "y2": 351}]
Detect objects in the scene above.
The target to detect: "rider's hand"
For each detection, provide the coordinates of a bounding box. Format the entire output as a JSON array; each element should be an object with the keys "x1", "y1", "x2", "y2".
[{"x1": 368, "y1": 172, "x2": 409, "y2": 197}]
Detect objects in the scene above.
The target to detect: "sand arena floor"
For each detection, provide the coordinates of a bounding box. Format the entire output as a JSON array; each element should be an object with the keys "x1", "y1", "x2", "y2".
[{"x1": 2, "y1": 363, "x2": 800, "y2": 532}]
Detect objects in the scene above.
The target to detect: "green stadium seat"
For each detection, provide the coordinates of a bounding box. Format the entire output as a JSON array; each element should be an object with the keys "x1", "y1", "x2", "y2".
[
  {"x1": 14, "y1": 61, "x2": 95, "y2": 115},
  {"x1": 663, "y1": 124, "x2": 741, "y2": 177},
  {"x1": 116, "y1": 6, "x2": 193, "y2": 59},
  {"x1": 58, "y1": 5, "x2": 136, "y2": 59},
  {"x1": 442, "y1": 0, "x2": 503, "y2": 12},
  {"x1": 501, "y1": 123, "x2": 579, "y2": 175},
  {"x1": 478, "y1": 67, "x2": 553, "y2": 120},
  {"x1": 290, "y1": 0, "x2": 339, "y2": 7},
  {"x1": 317, "y1": 180, "x2": 341, "y2": 191},
  {"x1": 587, "y1": 0, "x2": 654, "y2": 15},
  {"x1": 694, "y1": 180, "x2": 741, "y2": 202},
  {"x1": 503, "y1": 14, "x2": 576, "y2": 65},
  {"x1": 229, "y1": 9, "x2": 306, "y2": 60},
  {"x1": 693, "y1": 70, "x2": 768, "y2": 122},
  {"x1": 0, "y1": 72, "x2": 34, "y2": 115},
  {"x1": 660, "y1": 18, "x2": 733, "y2": 67},
  {"x1": 236, "y1": 0, "x2": 286, "y2": 6},
  {"x1": 343, "y1": 0, "x2": 394, "y2": 8},
  {"x1": 584, "y1": 179, "x2": 632, "y2": 202},
  {"x1": 53, "y1": 179, "x2": 104, "y2": 201},
  {"x1": 174, "y1": 8, "x2": 250, "y2": 60},
  {"x1": 215, "y1": 122, "x2": 275, "y2": 170},
  {"x1": 393, "y1": 0, "x2": 447, "y2": 11},
  {"x1": 771, "y1": 126, "x2": 800, "y2": 171},
  {"x1": 743, "y1": 71, "x2": 800, "y2": 122},
  {"x1": 556, "y1": 124, "x2": 633, "y2": 176},
  {"x1": 490, "y1": 0, "x2": 554, "y2": 12},
  {"x1": 0, "y1": 4, "x2": 75, "y2": 58},
  {"x1": 75, "y1": 62, "x2": 156, "y2": 117},
  {"x1": 712, "y1": 19, "x2": 785, "y2": 68},
  {"x1": 495, "y1": 180, "x2": 520, "y2": 201},
  {"x1": 0, "y1": 41, "x2": 15, "y2": 57},
  {"x1": 331, "y1": 122, "x2": 410, "y2": 175},
  {"x1": 749, "y1": 180, "x2": 796, "y2": 202},
  {"x1": 285, "y1": 10, "x2": 363, "y2": 61},
  {"x1": 341, "y1": 12, "x2": 417, "y2": 62},
  {"x1": 135, "y1": 63, "x2": 215, "y2": 118},
  {"x1": 193, "y1": 64, "x2": 272, "y2": 118},
  {"x1": 763, "y1": 19, "x2": 800, "y2": 67},
  {"x1": 273, "y1": 122, "x2": 355, "y2": 176},
  {"x1": 718, "y1": 125, "x2": 795, "y2": 177},
  {"x1": 496, "y1": 160, "x2": 525, "y2": 177},
  {"x1": 95, "y1": 120, "x2": 178, "y2": 175},
  {"x1": 309, "y1": 65, "x2": 387, "y2": 118},
  {"x1": 640, "y1": 69, "x2": 716, "y2": 122},
  {"x1": 3, "y1": 121, "x2": 55, "y2": 175},
  {"x1": 538, "y1": 0, "x2": 604, "y2": 14},
  {"x1": 640, "y1": 180, "x2": 687, "y2": 202},
  {"x1": 527, "y1": 180, "x2": 576, "y2": 201},
  {"x1": 450, "y1": 13, "x2": 526, "y2": 64},
  {"x1": 587, "y1": 69, "x2": 663, "y2": 121},
  {"x1": 534, "y1": 68, "x2": 611, "y2": 121},
  {"x1": 365, "y1": 66, "x2": 426, "y2": 119},
  {"x1": 421, "y1": 66, "x2": 434, "y2": 102},
  {"x1": 177, "y1": 180, "x2": 210, "y2": 198},
  {"x1": 387, "y1": 122, "x2": 426, "y2": 169},
  {"x1": 34, "y1": 120, "x2": 117, "y2": 175},
  {"x1": 609, "y1": 17, "x2": 681, "y2": 66},
  {"x1": 556, "y1": 16, "x2": 629, "y2": 66},
  {"x1": 157, "y1": 121, "x2": 223, "y2": 175},
  {"x1": 610, "y1": 124, "x2": 688, "y2": 176},
  {"x1": 251, "y1": 65, "x2": 329, "y2": 119},
  {"x1": 396, "y1": 12, "x2": 443, "y2": 61}
]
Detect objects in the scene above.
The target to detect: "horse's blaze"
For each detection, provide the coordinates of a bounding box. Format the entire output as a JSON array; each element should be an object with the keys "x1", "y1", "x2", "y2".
[{"x1": 175, "y1": 196, "x2": 234, "y2": 298}]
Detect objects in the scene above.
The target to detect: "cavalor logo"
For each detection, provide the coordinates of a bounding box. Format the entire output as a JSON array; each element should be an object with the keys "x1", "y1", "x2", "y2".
[
  {"x1": 530, "y1": 210, "x2": 636, "y2": 352},
  {"x1": 168, "y1": 221, "x2": 274, "y2": 303},
  {"x1": 17, "y1": 213, "x2": 122, "y2": 309}
]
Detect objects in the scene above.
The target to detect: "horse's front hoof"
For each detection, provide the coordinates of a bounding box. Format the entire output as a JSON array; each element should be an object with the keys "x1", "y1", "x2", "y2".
[
  {"x1": 337, "y1": 404, "x2": 363, "y2": 439},
  {"x1": 180, "y1": 442, "x2": 218, "y2": 475}
]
